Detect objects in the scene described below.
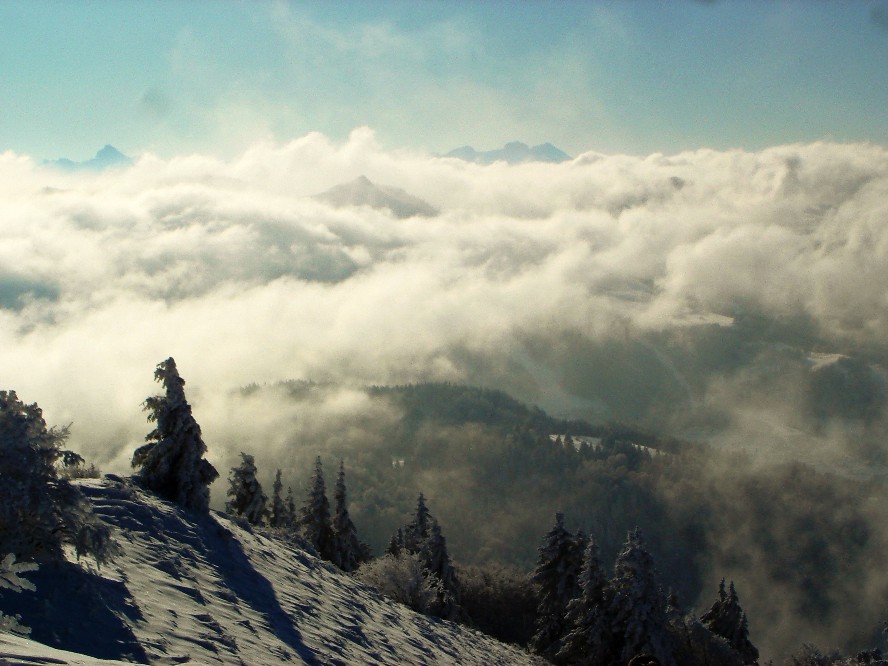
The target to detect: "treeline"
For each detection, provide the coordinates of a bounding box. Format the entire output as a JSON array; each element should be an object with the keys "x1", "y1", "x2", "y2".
[
  {"x1": 530, "y1": 513, "x2": 756, "y2": 666},
  {"x1": 250, "y1": 381, "x2": 887, "y2": 658}
]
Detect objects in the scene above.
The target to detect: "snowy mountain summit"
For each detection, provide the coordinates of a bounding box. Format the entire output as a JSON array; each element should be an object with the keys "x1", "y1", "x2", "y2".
[
  {"x1": 314, "y1": 175, "x2": 439, "y2": 219},
  {"x1": 445, "y1": 142, "x2": 571, "y2": 165},
  {"x1": 45, "y1": 145, "x2": 133, "y2": 172},
  {"x1": 1, "y1": 476, "x2": 536, "y2": 665}
]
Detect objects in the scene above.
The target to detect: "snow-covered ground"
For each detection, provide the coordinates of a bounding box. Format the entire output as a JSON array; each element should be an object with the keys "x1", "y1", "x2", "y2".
[
  {"x1": 2, "y1": 476, "x2": 539, "y2": 665},
  {"x1": 0, "y1": 632, "x2": 131, "y2": 664}
]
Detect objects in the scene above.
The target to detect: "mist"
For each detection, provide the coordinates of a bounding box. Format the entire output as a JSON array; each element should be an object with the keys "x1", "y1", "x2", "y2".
[
  {"x1": 1, "y1": 130, "x2": 885, "y2": 471},
  {"x1": 5, "y1": 129, "x2": 888, "y2": 657}
]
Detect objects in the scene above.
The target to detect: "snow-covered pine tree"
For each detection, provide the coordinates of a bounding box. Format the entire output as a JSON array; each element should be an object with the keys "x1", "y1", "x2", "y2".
[
  {"x1": 386, "y1": 527, "x2": 405, "y2": 556},
  {"x1": 701, "y1": 580, "x2": 759, "y2": 665},
  {"x1": 420, "y1": 520, "x2": 462, "y2": 620},
  {"x1": 403, "y1": 492, "x2": 431, "y2": 553},
  {"x1": 269, "y1": 469, "x2": 289, "y2": 529},
  {"x1": 299, "y1": 457, "x2": 335, "y2": 561},
  {"x1": 331, "y1": 460, "x2": 369, "y2": 572},
  {"x1": 131, "y1": 358, "x2": 219, "y2": 513},
  {"x1": 0, "y1": 390, "x2": 113, "y2": 563},
  {"x1": 225, "y1": 452, "x2": 267, "y2": 525},
  {"x1": 531, "y1": 512, "x2": 582, "y2": 658},
  {"x1": 609, "y1": 527, "x2": 676, "y2": 666},
  {"x1": 0, "y1": 553, "x2": 37, "y2": 635},
  {"x1": 557, "y1": 538, "x2": 615, "y2": 665}
]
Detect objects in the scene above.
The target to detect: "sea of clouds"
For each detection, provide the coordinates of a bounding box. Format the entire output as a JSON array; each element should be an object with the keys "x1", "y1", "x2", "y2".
[{"x1": 1, "y1": 128, "x2": 887, "y2": 477}]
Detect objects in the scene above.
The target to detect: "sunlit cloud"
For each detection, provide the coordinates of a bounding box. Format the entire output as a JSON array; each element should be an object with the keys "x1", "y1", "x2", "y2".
[{"x1": 1, "y1": 130, "x2": 887, "y2": 480}]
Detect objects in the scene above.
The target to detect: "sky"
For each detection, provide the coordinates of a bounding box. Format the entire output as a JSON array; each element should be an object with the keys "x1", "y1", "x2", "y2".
[{"x1": 1, "y1": 0, "x2": 887, "y2": 161}]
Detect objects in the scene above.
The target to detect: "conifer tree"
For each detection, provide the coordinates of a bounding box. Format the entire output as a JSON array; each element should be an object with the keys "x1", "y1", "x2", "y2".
[
  {"x1": 0, "y1": 553, "x2": 36, "y2": 635},
  {"x1": 386, "y1": 528, "x2": 405, "y2": 556},
  {"x1": 0, "y1": 390, "x2": 113, "y2": 563},
  {"x1": 269, "y1": 469, "x2": 289, "y2": 529},
  {"x1": 701, "y1": 580, "x2": 759, "y2": 664},
  {"x1": 531, "y1": 512, "x2": 582, "y2": 657},
  {"x1": 609, "y1": 528, "x2": 676, "y2": 666},
  {"x1": 384, "y1": 492, "x2": 462, "y2": 620},
  {"x1": 421, "y1": 519, "x2": 462, "y2": 620},
  {"x1": 403, "y1": 492, "x2": 431, "y2": 553},
  {"x1": 132, "y1": 358, "x2": 218, "y2": 513},
  {"x1": 299, "y1": 456, "x2": 334, "y2": 561},
  {"x1": 225, "y1": 452, "x2": 267, "y2": 525},
  {"x1": 558, "y1": 538, "x2": 615, "y2": 665},
  {"x1": 331, "y1": 460, "x2": 369, "y2": 572},
  {"x1": 285, "y1": 486, "x2": 297, "y2": 527}
]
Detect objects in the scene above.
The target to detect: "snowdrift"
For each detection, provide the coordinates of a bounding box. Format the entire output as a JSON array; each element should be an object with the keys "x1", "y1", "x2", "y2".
[{"x1": 2, "y1": 476, "x2": 538, "y2": 665}]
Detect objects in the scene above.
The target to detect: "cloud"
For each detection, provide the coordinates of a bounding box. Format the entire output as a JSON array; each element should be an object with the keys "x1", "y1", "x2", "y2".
[{"x1": 1, "y1": 131, "x2": 888, "y2": 486}]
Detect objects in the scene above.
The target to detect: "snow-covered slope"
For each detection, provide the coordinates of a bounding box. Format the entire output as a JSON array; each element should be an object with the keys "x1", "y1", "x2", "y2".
[
  {"x1": 0, "y1": 632, "x2": 131, "y2": 665},
  {"x1": 3, "y1": 476, "x2": 538, "y2": 665}
]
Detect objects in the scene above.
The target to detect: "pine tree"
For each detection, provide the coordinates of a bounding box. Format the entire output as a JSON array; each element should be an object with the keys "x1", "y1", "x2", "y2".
[
  {"x1": 558, "y1": 538, "x2": 615, "y2": 665},
  {"x1": 299, "y1": 456, "x2": 334, "y2": 561},
  {"x1": 701, "y1": 580, "x2": 759, "y2": 664},
  {"x1": 285, "y1": 486, "x2": 297, "y2": 528},
  {"x1": 0, "y1": 390, "x2": 113, "y2": 563},
  {"x1": 0, "y1": 553, "x2": 37, "y2": 635},
  {"x1": 531, "y1": 512, "x2": 582, "y2": 657},
  {"x1": 225, "y1": 452, "x2": 267, "y2": 525},
  {"x1": 269, "y1": 469, "x2": 289, "y2": 529},
  {"x1": 403, "y1": 492, "x2": 431, "y2": 553},
  {"x1": 331, "y1": 460, "x2": 369, "y2": 572},
  {"x1": 421, "y1": 519, "x2": 462, "y2": 620},
  {"x1": 386, "y1": 527, "x2": 405, "y2": 556},
  {"x1": 131, "y1": 358, "x2": 219, "y2": 513},
  {"x1": 385, "y1": 492, "x2": 462, "y2": 620},
  {"x1": 609, "y1": 528, "x2": 675, "y2": 666}
]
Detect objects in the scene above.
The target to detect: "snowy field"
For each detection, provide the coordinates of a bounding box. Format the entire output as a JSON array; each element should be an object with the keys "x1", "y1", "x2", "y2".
[{"x1": 2, "y1": 476, "x2": 540, "y2": 665}]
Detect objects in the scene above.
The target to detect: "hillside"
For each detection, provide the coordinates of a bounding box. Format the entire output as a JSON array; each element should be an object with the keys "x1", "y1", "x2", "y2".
[
  {"x1": 225, "y1": 380, "x2": 888, "y2": 659},
  {"x1": 2, "y1": 476, "x2": 540, "y2": 666}
]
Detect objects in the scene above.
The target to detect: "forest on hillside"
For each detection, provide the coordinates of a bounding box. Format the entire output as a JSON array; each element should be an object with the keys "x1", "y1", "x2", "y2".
[{"x1": 231, "y1": 380, "x2": 888, "y2": 661}]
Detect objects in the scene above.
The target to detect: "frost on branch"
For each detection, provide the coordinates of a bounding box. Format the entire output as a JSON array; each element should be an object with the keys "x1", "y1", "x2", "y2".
[
  {"x1": 0, "y1": 390, "x2": 113, "y2": 564},
  {"x1": 0, "y1": 553, "x2": 36, "y2": 636},
  {"x1": 132, "y1": 358, "x2": 219, "y2": 513},
  {"x1": 226, "y1": 452, "x2": 267, "y2": 525}
]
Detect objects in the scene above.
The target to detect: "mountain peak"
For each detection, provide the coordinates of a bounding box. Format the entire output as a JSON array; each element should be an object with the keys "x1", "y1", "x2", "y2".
[
  {"x1": 445, "y1": 141, "x2": 570, "y2": 165},
  {"x1": 314, "y1": 176, "x2": 438, "y2": 218},
  {"x1": 96, "y1": 144, "x2": 126, "y2": 159},
  {"x1": 44, "y1": 145, "x2": 133, "y2": 172}
]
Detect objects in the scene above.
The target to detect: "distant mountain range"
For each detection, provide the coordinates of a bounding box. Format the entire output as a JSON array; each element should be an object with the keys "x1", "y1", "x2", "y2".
[
  {"x1": 45, "y1": 145, "x2": 133, "y2": 172},
  {"x1": 446, "y1": 141, "x2": 571, "y2": 165},
  {"x1": 314, "y1": 175, "x2": 439, "y2": 219}
]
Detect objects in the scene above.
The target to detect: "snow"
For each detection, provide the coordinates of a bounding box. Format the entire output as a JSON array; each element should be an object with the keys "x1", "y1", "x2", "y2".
[
  {"x1": 2, "y1": 476, "x2": 539, "y2": 665},
  {"x1": 0, "y1": 632, "x2": 132, "y2": 665}
]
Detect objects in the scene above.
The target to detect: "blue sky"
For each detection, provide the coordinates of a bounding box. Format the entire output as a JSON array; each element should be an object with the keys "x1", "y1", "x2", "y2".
[{"x1": 1, "y1": 0, "x2": 887, "y2": 160}]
